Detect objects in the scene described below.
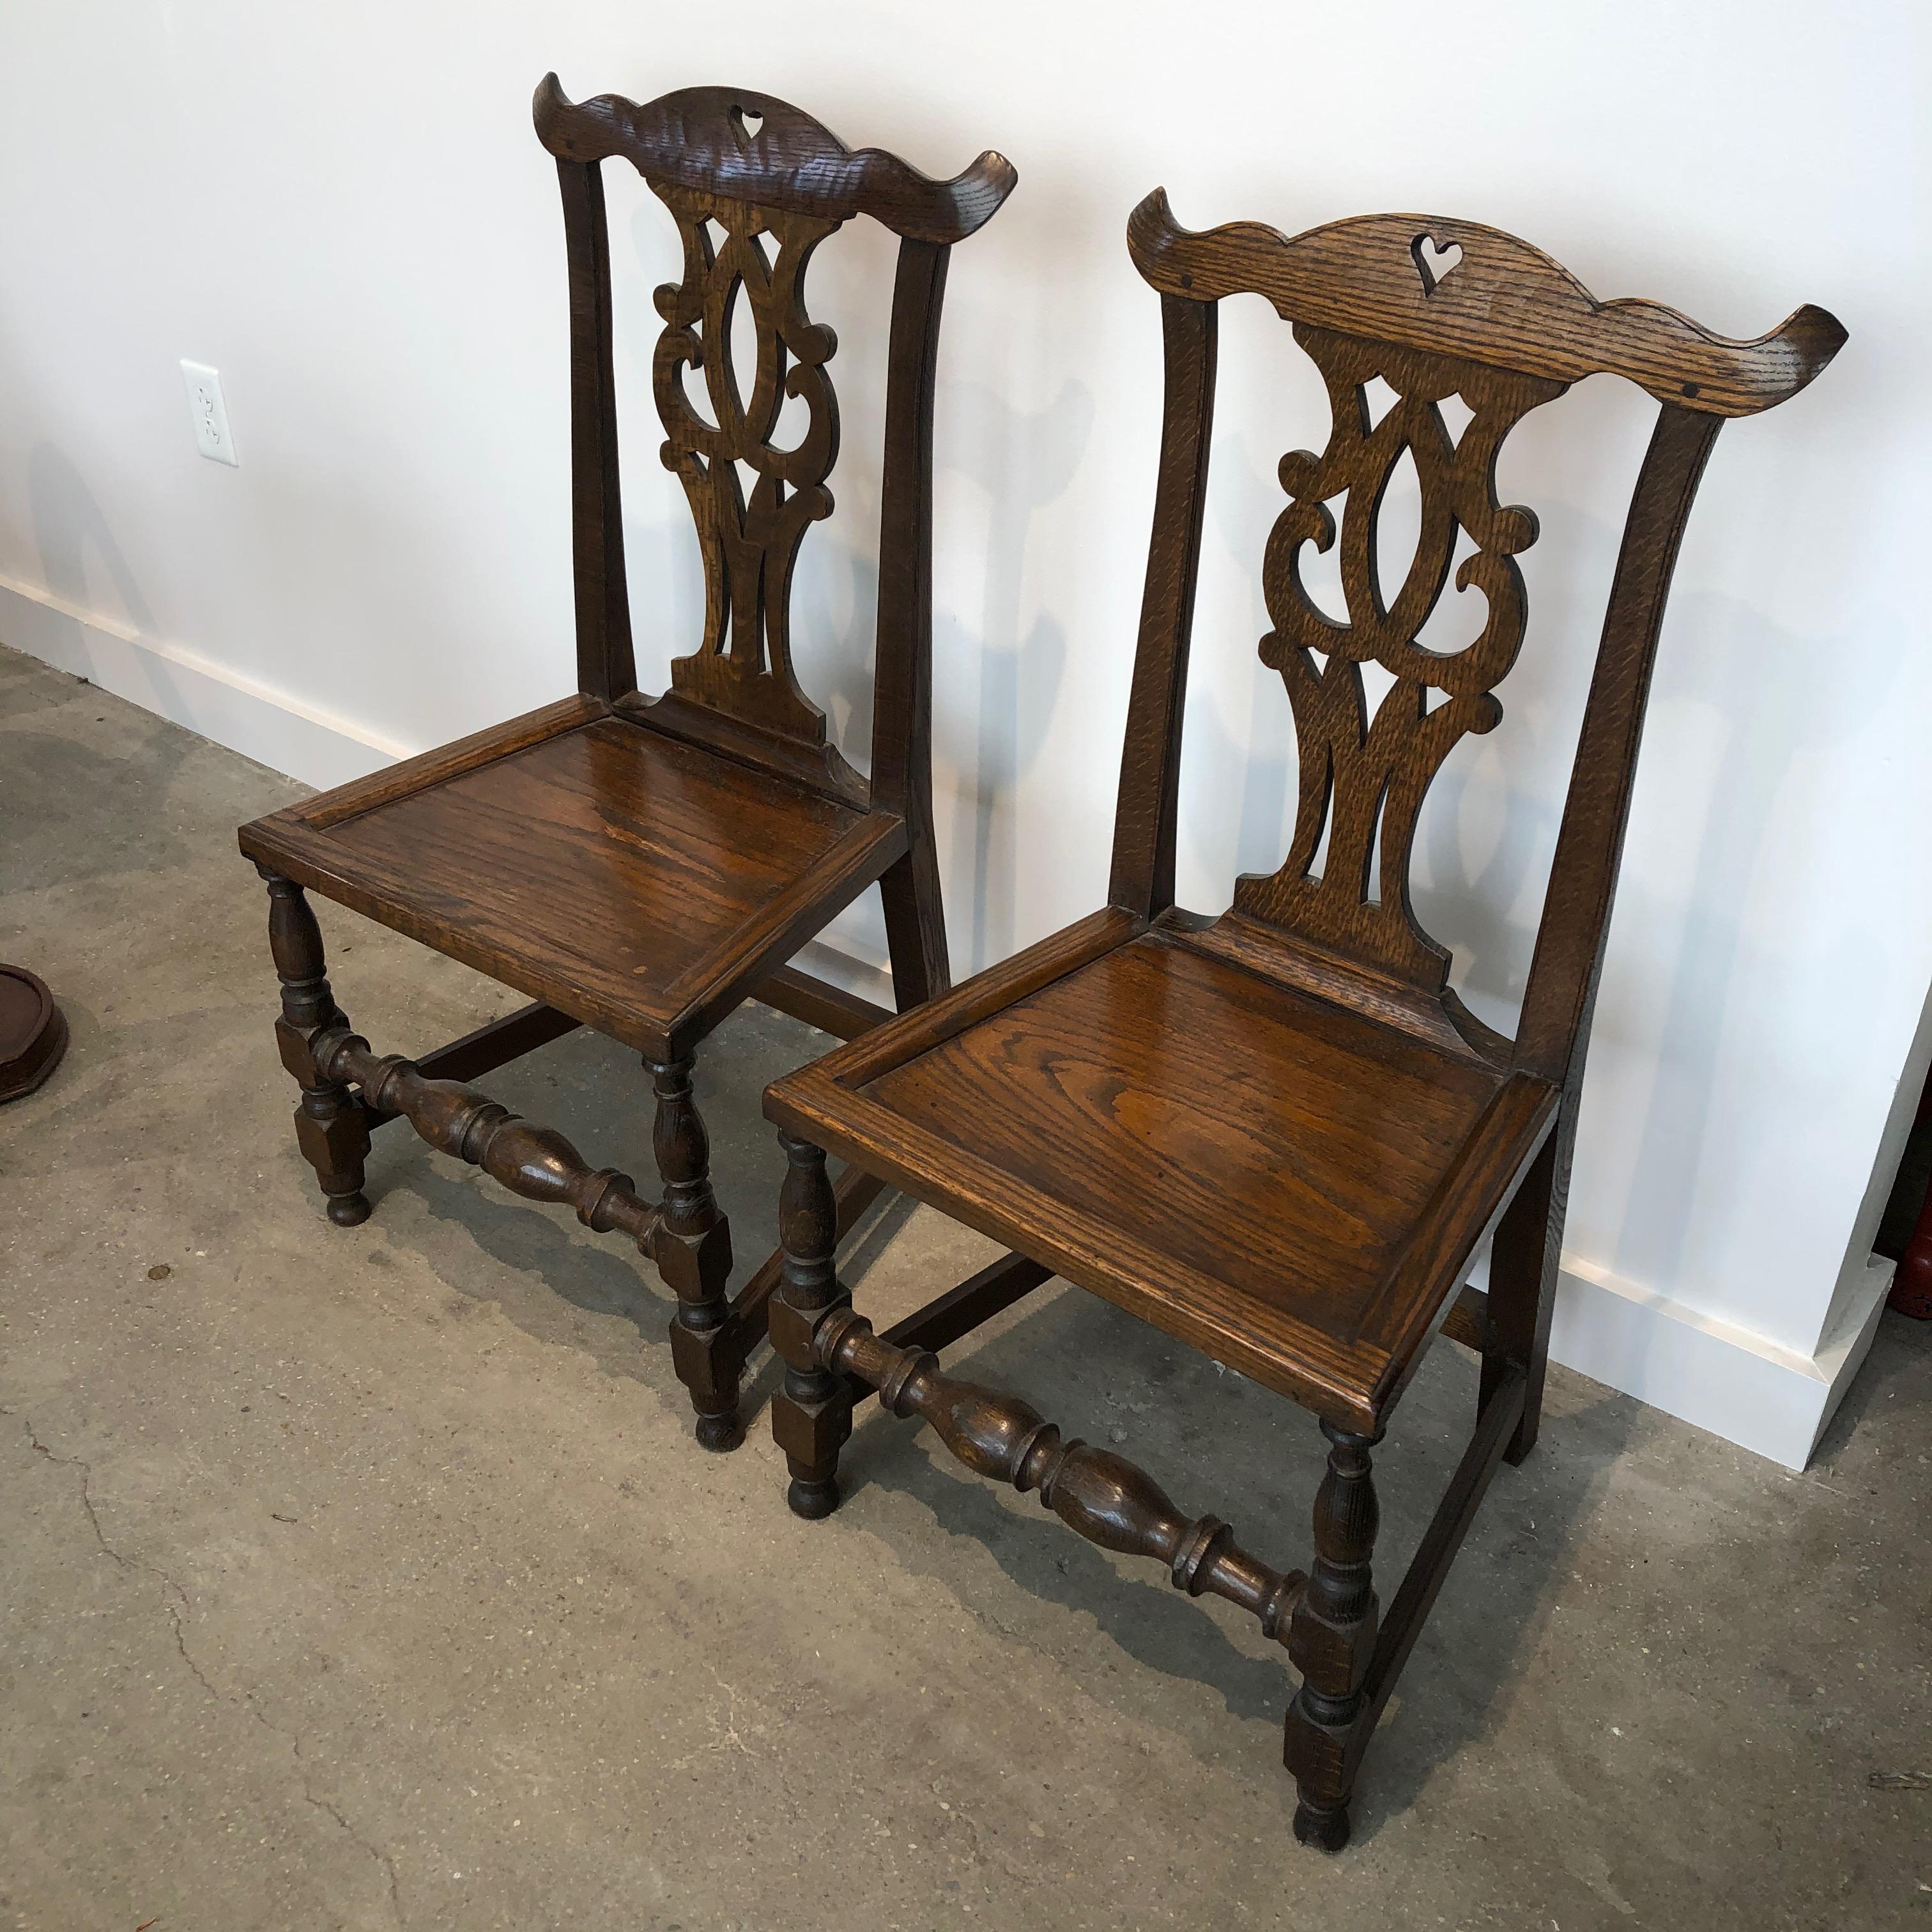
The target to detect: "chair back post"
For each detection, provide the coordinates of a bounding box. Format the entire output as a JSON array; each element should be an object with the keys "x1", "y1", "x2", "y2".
[
  {"x1": 1107, "y1": 292, "x2": 1219, "y2": 920},
  {"x1": 1512, "y1": 402, "x2": 1722, "y2": 1087},
  {"x1": 555, "y1": 154, "x2": 638, "y2": 702},
  {"x1": 868, "y1": 237, "x2": 951, "y2": 822}
]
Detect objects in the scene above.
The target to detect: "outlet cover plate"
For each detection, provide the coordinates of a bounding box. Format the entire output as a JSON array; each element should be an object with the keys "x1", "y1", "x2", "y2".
[{"x1": 181, "y1": 360, "x2": 238, "y2": 466}]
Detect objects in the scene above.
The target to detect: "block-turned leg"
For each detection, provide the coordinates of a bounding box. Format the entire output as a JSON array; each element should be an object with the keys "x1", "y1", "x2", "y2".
[
  {"x1": 1284, "y1": 1422, "x2": 1381, "y2": 1852},
  {"x1": 259, "y1": 868, "x2": 371, "y2": 1227},
  {"x1": 767, "y1": 1133, "x2": 852, "y2": 1520},
  {"x1": 648, "y1": 1055, "x2": 739, "y2": 1452}
]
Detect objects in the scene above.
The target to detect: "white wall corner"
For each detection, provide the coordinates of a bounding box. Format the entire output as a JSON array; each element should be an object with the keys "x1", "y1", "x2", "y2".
[
  {"x1": 0, "y1": 574, "x2": 407, "y2": 793},
  {"x1": 1548, "y1": 1250, "x2": 1894, "y2": 1471}
]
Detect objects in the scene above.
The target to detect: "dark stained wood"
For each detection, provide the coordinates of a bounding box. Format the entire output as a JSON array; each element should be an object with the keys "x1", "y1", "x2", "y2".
[
  {"x1": 1354, "y1": 1364, "x2": 1524, "y2": 1761},
  {"x1": 713, "y1": 1160, "x2": 891, "y2": 1396},
  {"x1": 763, "y1": 194, "x2": 1843, "y2": 1846},
  {"x1": 1514, "y1": 405, "x2": 1724, "y2": 1081},
  {"x1": 1128, "y1": 190, "x2": 1844, "y2": 417},
  {"x1": 811, "y1": 907, "x2": 1146, "y2": 1089},
  {"x1": 315, "y1": 1024, "x2": 661, "y2": 1249},
  {"x1": 878, "y1": 1252, "x2": 1052, "y2": 1356},
  {"x1": 245, "y1": 716, "x2": 901, "y2": 1066},
  {"x1": 1107, "y1": 293, "x2": 1216, "y2": 921},
  {"x1": 260, "y1": 870, "x2": 370, "y2": 1226},
  {"x1": 365, "y1": 1002, "x2": 581, "y2": 1123},
  {"x1": 302, "y1": 695, "x2": 603, "y2": 832},
  {"x1": 818, "y1": 1303, "x2": 1308, "y2": 1634},
  {"x1": 1285, "y1": 1425, "x2": 1381, "y2": 1851},
  {"x1": 1438, "y1": 1282, "x2": 1490, "y2": 1356},
  {"x1": 769, "y1": 1133, "x2": 852, "y2": 1519},
  {"x1": 556, "y1": 157, "x2": 635, "y2": 701},
  {"x1": 533, "y1": 77, "x2": 1015, "y2": 245},
  {"x1": 771, "y1": 927, "x2": 1556, "y2": 1432},
  {"x1": 0, "y1": 963, "x2": 68, "y2": 1105},
  {"x1": 751, "y1": 965, "x2": 894, "y2": 1040},
  {"x1": 871, "y1": 240, "x2": 956, "y2": 1005},
  {"x1": 645, "y1": 182, "x2": 850, "y2": 762},
  {"x1": 1232, "y1": 334, "x2": 1566, "y2": 991},
  {"x1": 238, "y1": 79, "x2": 1011, "y2": 1443}
]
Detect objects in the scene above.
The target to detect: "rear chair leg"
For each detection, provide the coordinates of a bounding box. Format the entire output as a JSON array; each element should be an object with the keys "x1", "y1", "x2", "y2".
[
  {"x1": 649, "y1": 1055, "x2": 740, "y2": 1452},
  {"x1": 259, "y1": 868, "x2": 371, "y2": 1227},
  {"x1": 768, "y1": 1135, "x2": 852, "y2": 1519},
  {"x1": 1483, "y1": 1121, "x2": 1567, "y2": 1465},
  {"x1": 878, "y1": 843, "x2": 951, "y2": 1011},
  {"x1": 1284, "y1": 1422, "x2": 1381, "y2": 1852}
]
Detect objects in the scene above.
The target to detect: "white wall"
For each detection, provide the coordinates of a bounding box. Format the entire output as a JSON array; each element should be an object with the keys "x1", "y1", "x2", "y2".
[{"x1": 3, "y1": 0, "x2": 1925, "y2": 1466}]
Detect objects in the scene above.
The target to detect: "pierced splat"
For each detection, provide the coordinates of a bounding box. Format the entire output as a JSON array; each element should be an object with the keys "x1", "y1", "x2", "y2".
[
  {"x1": 651, "y1": 183, "x2": 844, "y2": 749},
  {"x1": 1233, "y1": 326, "x2": 1567, "y2": 989}
]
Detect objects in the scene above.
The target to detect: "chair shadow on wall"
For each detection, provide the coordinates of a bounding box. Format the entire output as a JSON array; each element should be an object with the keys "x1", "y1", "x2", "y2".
[
  {"x1": 10, "y1": 443, "x2": 201, "y2": 884},
  {"x1": 938, "y1": 376, "x2": 1091, "y2": 974}
]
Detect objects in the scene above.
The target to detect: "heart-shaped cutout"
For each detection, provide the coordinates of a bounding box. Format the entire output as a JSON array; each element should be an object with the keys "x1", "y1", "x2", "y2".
[
  {"x1": 730, "y1": 105, "x2": 764, "y2": 145},
  {"x1": 1410, "y1": 233, "x2": 1462, "y2": 296}
]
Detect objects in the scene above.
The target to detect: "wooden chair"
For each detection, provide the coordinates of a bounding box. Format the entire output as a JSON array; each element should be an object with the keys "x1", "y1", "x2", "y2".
[
  {"x1": 763, "y1": 192, "x2": 1843, "y2": 1846},
  {"x1": 237, "y1": 79, "x2": 1015, "y2": 1450}
]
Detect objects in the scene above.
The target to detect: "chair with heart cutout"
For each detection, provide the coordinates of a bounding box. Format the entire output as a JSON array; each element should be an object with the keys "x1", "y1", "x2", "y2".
[{"x1": 759, "y1": 188, "x2": 1844, "y2": 1847}]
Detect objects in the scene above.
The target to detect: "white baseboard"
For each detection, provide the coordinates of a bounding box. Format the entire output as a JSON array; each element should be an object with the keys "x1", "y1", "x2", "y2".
[
  {"x1": 1547, "y1": 1250, "x2": 1893, "y2": 1470},
  {"x1": 1, "y1": 571, "x2": 1892, "y2": 1471},
  {"x1": 0, "y1": 573, "x2": 408, "y2": 790}
]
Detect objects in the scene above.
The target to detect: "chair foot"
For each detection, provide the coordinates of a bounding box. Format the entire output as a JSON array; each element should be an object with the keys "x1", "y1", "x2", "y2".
[
  {"x1": 787, "y1": 1474, "x2": 841, "y2": 1520},
  {"x1": 261, "y1": 871, "x2": 373, "y2": 1227},
  {"x1": 694, "y1": 1409, "x2": 744, "y2": 1454},
  {"x1": 647, "y1": 1055, "x2": 744, "y2": 1445},
  {"x1": 1292, "y1": 1798, "x2": 1351, "y2": 1853},
  {"x1": 325, "y1": 1188, "x2": 372, "y2": 1228},
  {"x1": 770, "y1": 1135, "x2": 853, "y2": 1516}
]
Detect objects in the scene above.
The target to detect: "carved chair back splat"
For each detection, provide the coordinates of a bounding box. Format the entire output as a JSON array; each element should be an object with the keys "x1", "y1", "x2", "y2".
[
  {"x1": 762, "y1": 190, "x2": 1843, "y2": 1850},
  {"x1": 236, "y1": 79, "x2": 1013, "y2": 1453}
]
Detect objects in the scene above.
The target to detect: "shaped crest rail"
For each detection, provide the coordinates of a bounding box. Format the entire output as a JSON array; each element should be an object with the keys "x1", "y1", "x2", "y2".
[
  {"x1": 1128, "y1": 189, "x2": 1845, "y2": 416},
  {"x1": 535, "y1": 76, "x2": 1016, "y2": 244}
]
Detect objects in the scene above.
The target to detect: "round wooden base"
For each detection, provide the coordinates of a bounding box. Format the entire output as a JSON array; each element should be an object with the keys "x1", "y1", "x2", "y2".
[{"x1": 0, "y1": 965, "x2": 68, "y2": 1104}]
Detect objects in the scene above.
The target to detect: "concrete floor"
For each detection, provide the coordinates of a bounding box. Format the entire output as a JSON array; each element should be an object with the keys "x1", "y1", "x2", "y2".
[{"x1": 1, "y1": 640, "x2": 1927, "y2": 1932}]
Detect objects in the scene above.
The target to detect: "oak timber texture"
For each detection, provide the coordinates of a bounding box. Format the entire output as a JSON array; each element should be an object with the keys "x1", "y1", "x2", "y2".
[
  {"x1": 766, "y1": 194, "x2": 1844, "y2": 1848},
  {"x1": 238, "y1": 77, "x2": 1013, "y2": 1446}
]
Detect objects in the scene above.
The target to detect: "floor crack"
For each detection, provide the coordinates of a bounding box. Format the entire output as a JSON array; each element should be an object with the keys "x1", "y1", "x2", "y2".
[{"x1": 6, "y1": 1406, "x2": 404, "y2": 1921}]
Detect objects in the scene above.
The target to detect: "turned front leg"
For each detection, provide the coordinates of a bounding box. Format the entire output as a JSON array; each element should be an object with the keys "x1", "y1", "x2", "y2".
[
  {"x1": 648, "y1": 1055, "x2": 739, "y2": 1452},
  {"x1": 767, "y1": 1135, "x2": 852, "y2": 1520},
  {"x1": 1285, "y1": 1423, "x2": 1381, "y2": 1853},
  {"x1": 259, "y1": 868, "x2": 371, "y2": 1227}
]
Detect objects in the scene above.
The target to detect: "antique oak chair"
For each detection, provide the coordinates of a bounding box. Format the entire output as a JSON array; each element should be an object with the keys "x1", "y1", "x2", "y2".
[
  {"x1": 763, "y1": 192, "x2": 1843, "y2": 1846},
  {"x1": 237, "y1": 79, "x2": 1015, "y2": 1450}
]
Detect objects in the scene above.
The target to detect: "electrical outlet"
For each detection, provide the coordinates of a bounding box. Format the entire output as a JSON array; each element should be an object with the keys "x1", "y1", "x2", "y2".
[{"x1": 180, "y1": 360, "x2": 238, "y2": 466}]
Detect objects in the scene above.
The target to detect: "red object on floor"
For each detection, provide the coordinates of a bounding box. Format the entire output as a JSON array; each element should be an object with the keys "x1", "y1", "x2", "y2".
[
  {"x1": 1890, "y1": 1064, "x2": 1932, "y2": 1319},
  {"x1": 1891, "y1": 1199, "x2": 1932, "y2": 1319}
]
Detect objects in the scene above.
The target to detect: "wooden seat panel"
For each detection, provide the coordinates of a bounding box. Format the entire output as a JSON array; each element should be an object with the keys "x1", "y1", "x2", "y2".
[
  {"x1": 869, "y1": 931, "x2": 1501, "y2": 1325},
  {"x1": 241, "y1": 710, "x2": 900, "y2": 1059},
  {"x1": 767, "y1": 920, "x2": 1558, "y2": 1424}
]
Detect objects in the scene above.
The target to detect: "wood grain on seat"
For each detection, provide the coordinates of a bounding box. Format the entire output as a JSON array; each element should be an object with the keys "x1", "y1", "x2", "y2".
[
  {"x1": 241, "y1": 709, "x2": 905, "y2": 1062},
  {"x1": 770, "y1": 923, "x2": 1557, "y2": 1427}
]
